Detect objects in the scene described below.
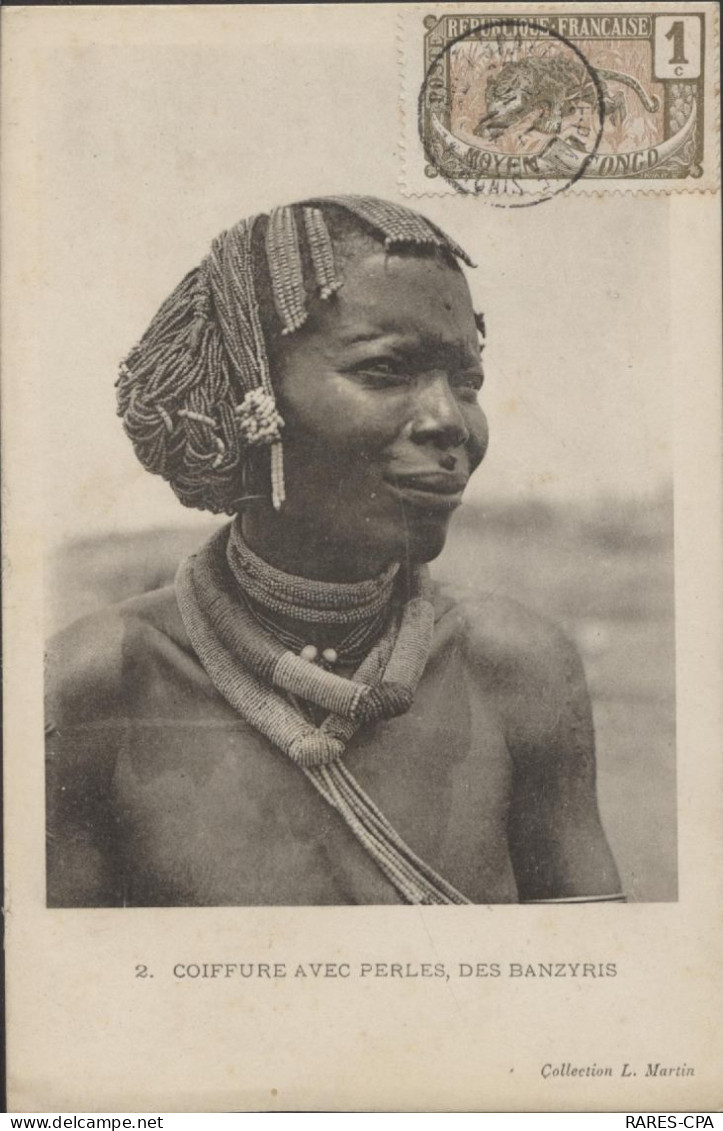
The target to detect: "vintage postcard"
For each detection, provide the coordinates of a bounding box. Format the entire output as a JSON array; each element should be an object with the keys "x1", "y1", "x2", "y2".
[{"x1": 2, "y1": 1, "x2": 721, "y2": 1113}]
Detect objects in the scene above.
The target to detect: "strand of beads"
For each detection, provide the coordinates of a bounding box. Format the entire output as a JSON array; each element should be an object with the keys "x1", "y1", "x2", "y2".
[
  {"x1": 312, "y1": 196, "x2": 475, "y2": 266},
  {"x1": 244, "y1": 597, "x2": 390, "y2": 664},
  {"x1": 233, "y1": 218, "x2": 287, "y2": 512},
  {"x1": 265, "y1": 206, "x2": 308, "y2": 335},
  {"x1": 303, "y1": 208, "x2": 342, "y2": 300}
]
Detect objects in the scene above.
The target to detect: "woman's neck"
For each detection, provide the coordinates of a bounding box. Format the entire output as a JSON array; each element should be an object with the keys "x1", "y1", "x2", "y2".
[{"x1": 241, "y1": 508, "x2": 393, "y2": 582}]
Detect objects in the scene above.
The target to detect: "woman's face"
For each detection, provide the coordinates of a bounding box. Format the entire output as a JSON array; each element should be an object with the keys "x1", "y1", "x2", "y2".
[{"x1": 266, "y1": 249, "x2": 489, "y2": 571}]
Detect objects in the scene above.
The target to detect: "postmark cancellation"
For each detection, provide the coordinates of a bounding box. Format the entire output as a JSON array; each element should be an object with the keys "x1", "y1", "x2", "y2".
[{"x1": 399, "y1": 4, "x2": 720, "y2": 201}]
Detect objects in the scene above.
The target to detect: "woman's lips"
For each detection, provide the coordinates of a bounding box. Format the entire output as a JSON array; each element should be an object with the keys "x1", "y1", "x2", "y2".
[{"x1": 382, "y1": 471, "x2": 468, "y2": 510}]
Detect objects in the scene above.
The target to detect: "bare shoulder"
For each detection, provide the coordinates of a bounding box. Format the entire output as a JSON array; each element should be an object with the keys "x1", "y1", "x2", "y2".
[
  {"x1": 44, "y1": 590, "x2": 185, "y2": 908},
  {"x1": 45, "y1": 585, "x2": 183, "y2": 728},
  {"x1": 435, "y1": 579, "x2": 580, "y2": 681},
  {"x1": 434, "y1": 581, "x2": 589, "y2": 755}
]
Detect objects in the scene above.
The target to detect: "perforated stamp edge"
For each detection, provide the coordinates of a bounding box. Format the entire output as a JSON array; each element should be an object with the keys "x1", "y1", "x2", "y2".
[{"x1": 397, "y1": 2, "x2": 720, "y2": 202}]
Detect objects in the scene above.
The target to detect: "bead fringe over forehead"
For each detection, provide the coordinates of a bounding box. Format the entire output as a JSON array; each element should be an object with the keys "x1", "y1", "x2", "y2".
[{"x1": 116, "y1": 195, "x2": 476, "y2": 515}]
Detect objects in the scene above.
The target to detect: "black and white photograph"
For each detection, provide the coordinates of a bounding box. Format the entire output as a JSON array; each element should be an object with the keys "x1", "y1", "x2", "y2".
[{"x1": 46, "y1": 191, "x2": 648, "y2": 910}]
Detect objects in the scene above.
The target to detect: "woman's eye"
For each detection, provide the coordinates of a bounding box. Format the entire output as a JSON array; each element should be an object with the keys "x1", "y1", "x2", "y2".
[
  {"x1": 355, "y1": 360, "x2": 410, "y2": 386},
  {"x1": 455, "y1": 372, "x2": 484, "y2": 398}
]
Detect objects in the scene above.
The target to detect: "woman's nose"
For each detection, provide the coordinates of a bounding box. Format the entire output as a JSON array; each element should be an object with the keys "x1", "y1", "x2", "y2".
[{"x1": 408, "y1": 373, "x2": 470, "y2": 450}]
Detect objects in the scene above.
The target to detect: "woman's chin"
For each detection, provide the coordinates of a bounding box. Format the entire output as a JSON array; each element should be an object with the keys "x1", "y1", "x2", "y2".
[
  {"x1": 382, "y1": 513, "x2": 453, "y2": 565},
  {"x1": 407, "y1": 527, "x2": 450, "y2": 564}
]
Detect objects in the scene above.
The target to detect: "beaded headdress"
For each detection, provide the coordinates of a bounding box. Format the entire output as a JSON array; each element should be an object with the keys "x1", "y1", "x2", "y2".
[{"x1": 116, "y1": 195, "x2": 475, "y2": 514}]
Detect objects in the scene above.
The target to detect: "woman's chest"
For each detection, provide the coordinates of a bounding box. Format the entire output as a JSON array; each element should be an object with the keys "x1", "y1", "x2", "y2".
[{"x1": 113, "y1": 659, "x2": 518, "y2": 906}]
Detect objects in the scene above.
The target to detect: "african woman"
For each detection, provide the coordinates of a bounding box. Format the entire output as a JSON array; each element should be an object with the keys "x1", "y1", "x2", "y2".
[{"x1": 45, "y1": 195, "x2": 623, "y2": 906}]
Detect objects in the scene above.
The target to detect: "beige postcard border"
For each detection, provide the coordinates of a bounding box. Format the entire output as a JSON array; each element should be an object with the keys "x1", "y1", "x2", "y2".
[{"x1": 2, "y1": 3, "x2": 722, "y2": 1113}]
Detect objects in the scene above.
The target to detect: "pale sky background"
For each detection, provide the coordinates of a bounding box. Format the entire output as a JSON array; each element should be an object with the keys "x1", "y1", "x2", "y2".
[{"x1": 24, "y1": 7, "x2": 672, "y2": 551}]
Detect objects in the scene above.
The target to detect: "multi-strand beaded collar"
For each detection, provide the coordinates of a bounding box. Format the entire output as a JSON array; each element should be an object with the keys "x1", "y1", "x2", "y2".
[
  {"x1": 226, "y1": 526, "x2": 398, "y2": 668},
  {"x1": 176, "y1": 521, "x2": 471, "y2": 904}
]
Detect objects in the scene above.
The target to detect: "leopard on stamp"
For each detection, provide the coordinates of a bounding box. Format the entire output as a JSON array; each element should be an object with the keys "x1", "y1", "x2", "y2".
[{"x1": 413, "y1": 11, "x2": 707, "y2": 205}]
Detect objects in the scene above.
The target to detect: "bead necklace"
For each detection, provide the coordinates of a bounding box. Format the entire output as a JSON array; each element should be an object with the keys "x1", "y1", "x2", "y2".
[
  {"x1": 176, "y1": 524, "x2": 471, "y2": 904},
  {"x1": 180, "y1": 526, "x2": 432, "y2": 745},
  {"x1": 237, "y1": 587, "x2": 392, "y2": 729},
  {"x1": 226, "y1": 518, "x2": 400, "y2": 626},
  {"x1": 240, "y1": 594, "x2": 391, "y2": 668}
]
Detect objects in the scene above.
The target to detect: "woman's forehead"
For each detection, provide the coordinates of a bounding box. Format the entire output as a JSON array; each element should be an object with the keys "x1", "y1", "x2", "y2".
[{"x1": 308, "y1": 250, "x2": 477, "y2": 340}]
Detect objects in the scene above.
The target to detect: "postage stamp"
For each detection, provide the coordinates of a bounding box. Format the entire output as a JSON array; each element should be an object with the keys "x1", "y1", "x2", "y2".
[{"x1": 399, "y1": 5, "x2": 720, "y2": 202}]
